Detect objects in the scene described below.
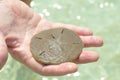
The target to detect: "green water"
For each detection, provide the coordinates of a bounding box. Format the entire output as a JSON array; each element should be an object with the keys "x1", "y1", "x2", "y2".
[{"x1": 0, "y1": 0, "x2": 120, "y2": 80}]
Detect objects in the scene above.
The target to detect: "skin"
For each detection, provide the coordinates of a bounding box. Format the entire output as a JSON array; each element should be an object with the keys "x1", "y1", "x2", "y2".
[{"x1": 0, "y1": 0, "x2": 103, "y2": 76}]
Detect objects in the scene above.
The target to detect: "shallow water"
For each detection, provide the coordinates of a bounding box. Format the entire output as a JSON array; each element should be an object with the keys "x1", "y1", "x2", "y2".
[{"x1": 0, "y1": 0, "x2": 120, "y2": 80}]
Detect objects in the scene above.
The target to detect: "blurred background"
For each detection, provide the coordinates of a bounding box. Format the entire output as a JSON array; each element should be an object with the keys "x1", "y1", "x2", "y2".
[{"x1": 0, "y1": 0, "x2": 120, "y2": 80}]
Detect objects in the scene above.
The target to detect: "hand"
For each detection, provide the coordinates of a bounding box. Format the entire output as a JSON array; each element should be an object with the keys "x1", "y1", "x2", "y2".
[
  {"x1": 0, "y1": 32, "x2": 8, "y2": 69},
  {"x1": 0, "y1": 0, "x2": 103, "y2": 76}
]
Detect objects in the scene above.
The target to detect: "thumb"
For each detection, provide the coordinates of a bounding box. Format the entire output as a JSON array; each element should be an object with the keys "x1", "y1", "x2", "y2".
[{"x1": 0, "y1": 32, "x2": 8, "y2": 70}]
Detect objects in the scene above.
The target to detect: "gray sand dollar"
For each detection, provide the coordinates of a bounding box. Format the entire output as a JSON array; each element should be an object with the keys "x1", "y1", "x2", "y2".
[{"x1": 30, "y1": 28, "x2": 83, "y2": 64}]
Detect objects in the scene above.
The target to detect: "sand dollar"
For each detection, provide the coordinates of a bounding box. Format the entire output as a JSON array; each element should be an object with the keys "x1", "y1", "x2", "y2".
[{"x1": 30, "y1": 28, "x2": 83, "y2": 64}]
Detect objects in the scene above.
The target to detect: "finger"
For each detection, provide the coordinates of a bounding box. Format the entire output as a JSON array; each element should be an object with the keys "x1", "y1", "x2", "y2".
[
  {"x1": 52, "y1": 23, "x2": 93, "y2": 36},
  {"x1": 80, "y1": 36, "x2": 103, "y2": 47},
  {"x1": 24, "y1": 57, "x2": 77, "y2": 76},
  {"x1": 74, "y1": 51, "x2": 99, "y2": 64},
  {"x1": 0, "y1": 32, "x2": 8, "y2": 70},
  {"x1": 40, "y1": 62, "x2": 77, "y2": 76}
]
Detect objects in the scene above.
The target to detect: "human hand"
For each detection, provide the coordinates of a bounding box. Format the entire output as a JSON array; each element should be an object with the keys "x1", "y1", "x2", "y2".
[
  {"x1": 0, "y1": 0, "x2": 103, "y2": 76},
  {"x1": 0, "y1": 32, "x2": 8, "y2": 69}
]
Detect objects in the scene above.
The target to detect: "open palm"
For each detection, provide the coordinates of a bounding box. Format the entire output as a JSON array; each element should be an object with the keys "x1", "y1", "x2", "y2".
[{"x1": 0, "y1": 0, "x2": 103, "y2": 76}]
